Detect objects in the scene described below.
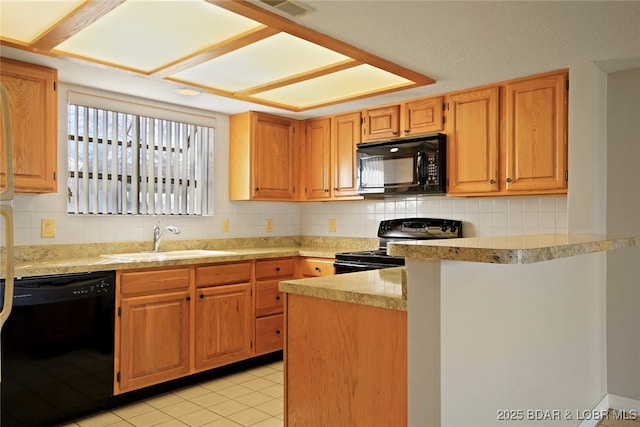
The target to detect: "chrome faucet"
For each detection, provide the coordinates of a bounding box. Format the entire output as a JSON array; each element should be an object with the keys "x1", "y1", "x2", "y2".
[{"x1": 152, "y1": 220, "x2": 181, "y2": 252}]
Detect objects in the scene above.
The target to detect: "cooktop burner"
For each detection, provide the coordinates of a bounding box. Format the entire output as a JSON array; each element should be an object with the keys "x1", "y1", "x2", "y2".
[{"x1": 334, "y1": 218, "x2": 462, "y2": 274}]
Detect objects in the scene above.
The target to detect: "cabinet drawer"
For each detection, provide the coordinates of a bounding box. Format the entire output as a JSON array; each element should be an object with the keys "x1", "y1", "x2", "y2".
[
  {"x1": 300, "y1": 258, "x2": 335, "y2": 277},
  {"x1": 256, "y1": 258, "x2": 295, "y2": 280},
  {"x1": 256, "y1": 280, "x2": 283, "y2": 317},
  {"x1": 120, "y1": 268, "x2": 190, "y2": 297},
  {"x1": 255, "y1": 314, "x2": 283, "y2": 355},
  {"x1": 195, "y1": 262, "x2": 252, "y2": 287}
]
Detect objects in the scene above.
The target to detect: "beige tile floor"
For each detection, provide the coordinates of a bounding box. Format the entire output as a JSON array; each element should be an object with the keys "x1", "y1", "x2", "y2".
[
  {"x1": 64, "y1": 361, "x2": 284, "y2": 427},
  {"x1": 597, "y1": 409, "x2": 640, "y2": 427}
]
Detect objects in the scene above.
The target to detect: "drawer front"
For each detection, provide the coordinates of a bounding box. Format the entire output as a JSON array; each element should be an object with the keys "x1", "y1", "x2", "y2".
[
  {"x1": 256, "y1": 280, "x2": 283, "y2": 317},
  {"x1": 120, "y1": 268, "x2": 190, "y2": 296},
  {"x1": 255, "y1": 313, "x2": 283, "y2": 355},
  {"x1": 256, "y1": 258, "x2": 295, "y2": 280},
  {"x1": 300, "y1": 258, "x2": 335, "y2": 277},
  {"x1": 195, "y1": 262, "x2": 252, "y2": 287}
]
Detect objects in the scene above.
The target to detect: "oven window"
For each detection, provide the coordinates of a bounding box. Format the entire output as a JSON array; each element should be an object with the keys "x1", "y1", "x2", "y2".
[{"x1": 359, "y1": 155, "x2": 415, "y2": 188}]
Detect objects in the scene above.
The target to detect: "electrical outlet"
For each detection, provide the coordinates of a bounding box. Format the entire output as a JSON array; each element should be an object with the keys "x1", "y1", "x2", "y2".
[
  {"x1": 222, "y1": 219, "x2": 229, "y2": 233},
  {"x1": 328, "y1": 218, "x2": 336, "y2": 232},
  {"x1": 266, "y1": 218, "x2": 273, "y2": 233},
  {"x1": 41, "y1": 218, "x2": 56, "y2": 238}
]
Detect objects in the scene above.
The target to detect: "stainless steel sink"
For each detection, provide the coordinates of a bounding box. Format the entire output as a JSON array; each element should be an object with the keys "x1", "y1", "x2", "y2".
[{"x1": 100, "y1": 249, "x2": 234, "y2": 261}]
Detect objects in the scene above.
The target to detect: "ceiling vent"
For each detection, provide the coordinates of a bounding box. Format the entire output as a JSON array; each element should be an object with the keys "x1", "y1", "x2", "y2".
[{"x1": 259, "y1": 0, "x2": 315, "y2": 17}]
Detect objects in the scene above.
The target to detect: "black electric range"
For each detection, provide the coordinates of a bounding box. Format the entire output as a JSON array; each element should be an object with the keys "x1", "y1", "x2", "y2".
[{"x1": 334, "y1": 218, "x2": 462, "y2": 274}]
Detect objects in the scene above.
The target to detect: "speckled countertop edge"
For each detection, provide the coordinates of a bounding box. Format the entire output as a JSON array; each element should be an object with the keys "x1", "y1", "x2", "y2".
[
  {"x1": 279, "y1": 267, "x2": 407, "y2": 312},
  {"x1": 0, "y1": 236, "x2": 380, "y2": 279},
  {"x1": 388, "y1": 233, "x2": 640, "y2": 264}
]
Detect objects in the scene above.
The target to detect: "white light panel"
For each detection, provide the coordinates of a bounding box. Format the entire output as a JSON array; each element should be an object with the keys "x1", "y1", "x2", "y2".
[
  {"x1": 254, "y1": 64, "x2": 413, "y2": 108},
  {"x1": 170, "y1": 32, "x2": 350, "y2": 92},
  {"x1": 0, "y1": 0, "x2": 84, "y2": 43},
  {"x1": 54, "y1": 0, "x2": 263, "y2": 73}
]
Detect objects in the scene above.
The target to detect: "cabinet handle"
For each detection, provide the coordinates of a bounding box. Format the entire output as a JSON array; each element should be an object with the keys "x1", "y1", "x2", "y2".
[
  {"x1": 404, "y1": 129, "x2": 410, "y2": 134},
  {"x1": 275, "y1": 267, "x2": 280, "y2": 272},
  {"x1": 199, "y1": 294, "x2": 204, "y2": 299},
  {"x1": 334, "y1": 187, "x2": 338, "y2": 191},
  {"x1": 276, "y1": 295, "x2": 281, "y2": 301},
  {"x1": 186, "y1": 296, "x2": 191, "y2": 301},
  {"x1": 255, "y1": 187, "x2": 260, "y2": 192},
  {"x1": 275, "y1": 329, "x2": 281, "y2": 335},
  {"x1": 506, "y1": 178, "x2": 513, "y2": 183},
  {"x1": 392, "y1": 131, "x2": 398, "y2": 135},
  {"x1": 489, "y1": 179, "x2": 496, "y2": 184},
  {"x1": 315, "y1": 267, "x2": 321, "y2": 271},
  {"x1": 324, "y1": 188, "x2": 329, "y2": 192}
]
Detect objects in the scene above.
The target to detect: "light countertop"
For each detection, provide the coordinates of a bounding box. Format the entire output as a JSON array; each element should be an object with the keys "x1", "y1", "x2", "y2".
[
  {"x1": 279, "y1": 267, "x2": 406, "y2": 311},
  {"x1": 388, "y1": 233, "x2": 640, "y2": 264}
]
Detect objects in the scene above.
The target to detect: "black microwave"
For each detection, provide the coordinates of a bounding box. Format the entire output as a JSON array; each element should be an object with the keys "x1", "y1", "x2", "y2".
[{"x1": 355, "y1": 133, "x2": 446, "y2": 197}]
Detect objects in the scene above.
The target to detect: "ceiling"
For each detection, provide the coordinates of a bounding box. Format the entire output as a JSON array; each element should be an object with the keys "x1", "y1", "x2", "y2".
[{"x1": 1, "y1": 0, "x2": 640, "y2": 119}]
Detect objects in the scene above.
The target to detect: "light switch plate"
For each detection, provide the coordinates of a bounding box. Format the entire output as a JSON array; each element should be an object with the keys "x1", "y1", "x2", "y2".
[
  {"x1": 266, "y1": 218, "x2": 273, "y2": 233},
  {"x1": 328, "y1": 218, "x2": 336, "y2": 232},
  {"x1": 41, "y1": 218, "x2": 56, "y2": 238},
  {"x1": 222, "y1": 219, "x2": 229, "y2": 233}
]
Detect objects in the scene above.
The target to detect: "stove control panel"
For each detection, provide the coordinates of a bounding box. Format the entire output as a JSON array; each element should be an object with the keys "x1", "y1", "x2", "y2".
[{"x1": 378, "y1": 218, "x2": 462, "y2": 240}]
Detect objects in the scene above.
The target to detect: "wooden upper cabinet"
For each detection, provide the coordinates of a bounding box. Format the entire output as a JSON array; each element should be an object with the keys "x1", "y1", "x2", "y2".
[
  {"x1": 503, "y1": 71, "x2": 568, "y2": 192},
  {"x1": 446, "y1": 86, "x2": 500, "y2": 195},
  {"x1": 304, "y1": 117, "x2": 332, "y2": 200},
  {"x1": 229, "y1": 111, "x2": 299, "y2": 201},
  {"x1": 362, "y1": 105, "x2": 400, "y2": 141},
  {"x1": 332, "y1": 111, "x2": 361, "y2": 199},
  {"x1": 0, "y1": 58, "x2": 57, "y2": 193},
  {"x1": 303, "y1": 112, "x2": 362, "y2": 201},
  {"x1": 402, "y1": 96, "x2": 444, "y2": 136},
  {"x1": 447, "y1": 70, "x2": 568, "y2": 196}
]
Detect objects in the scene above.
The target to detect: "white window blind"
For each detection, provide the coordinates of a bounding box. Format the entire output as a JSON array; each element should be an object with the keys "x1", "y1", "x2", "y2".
[{"x1": 67, "y1": 95, "x2": 214, "y2": 216}]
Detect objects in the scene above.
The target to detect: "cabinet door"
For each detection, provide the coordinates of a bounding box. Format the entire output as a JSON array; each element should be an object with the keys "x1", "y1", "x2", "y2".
[
  {"x1": 0, "y1": 58, "x2": 57, "y2": 193},
  {"x1": 362, "y1": 105, "x2": 400, "y2": 141},
  {"x1": 503, "y1": 72, "x2": 568, "y2": 192},
  {"x1": 332, "y1": 111, "x2": 361, "y2": 198},
  {"x1": 304, "y1": 117, "x2": 331, "y2": 200},
  {"x1": 446, "y1": 87, "x2": 500, "y2": 194},
  {"x1": 402, "y1": 96, "x2": 444, "y2": 136},
  {"x1": 253, "y1": 113, "x2": 297, "y2": 200},
  {"x1": 195, "y1": 282, "x2": 253, "y2": 370},
  {"x1": 119, "y1": 291, "x2": 191, "y2": 392}
]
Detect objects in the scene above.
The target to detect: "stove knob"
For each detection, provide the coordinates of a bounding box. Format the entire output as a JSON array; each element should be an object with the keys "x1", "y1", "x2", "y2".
[
  {"x1": 449, "y1": 225, "x2": 457, "y2": 234},
  {"x1": 440, "y1": 225, "x2": 448, "y2": 232}
]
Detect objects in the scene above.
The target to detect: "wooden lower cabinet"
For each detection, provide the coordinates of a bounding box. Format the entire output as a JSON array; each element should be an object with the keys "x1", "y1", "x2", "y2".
[
  {"x1": 298, "y1": 257, "x2": 335, "y2": 277},
  {"x1": 284, "y1": 294, "x2": 407, "y2": 427},
  {"x1": 255, "y1": 313, "x2": 284, "y2": 355},
  {"x1": 117, "y1": 268, "x2": 191, "y2": 393},
  {"x1": 116, "y1": 262, "x2": 255, "y2": 394},
  {"x1": 195, "y1": 283, "x2": 253, "y2": 370},
  {"x1": 255, "y1": 258, "x2": 294, "y2": 355}
]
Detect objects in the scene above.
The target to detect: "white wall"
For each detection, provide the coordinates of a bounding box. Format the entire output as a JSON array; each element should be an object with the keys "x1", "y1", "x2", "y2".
[{"x1": 606, "y1": 68, "x2": 640, "y2": 400}]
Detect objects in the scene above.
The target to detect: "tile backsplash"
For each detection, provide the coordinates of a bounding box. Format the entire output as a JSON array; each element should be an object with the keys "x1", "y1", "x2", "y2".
[{"x1": 300, "y1": 195, "x2": 568, "y2": 238}]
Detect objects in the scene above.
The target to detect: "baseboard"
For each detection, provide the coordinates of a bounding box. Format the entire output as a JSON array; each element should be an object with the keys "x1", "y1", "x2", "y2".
[{"x1": 578, "y1": 394, "x2": 640, "y2": 427}]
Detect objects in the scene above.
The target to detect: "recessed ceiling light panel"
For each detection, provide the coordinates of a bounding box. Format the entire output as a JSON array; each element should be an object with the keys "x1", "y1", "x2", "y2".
[
  {"x1": 169, "y1": 32, "x2": 349, "y2": 92},
  {"x1": 253, "y1": 64, "x2": 413, "y2": 109},
  {"x1": 54, "y1": 0, "x2": 263, "y2": 73},
  {"x1": 0, "y1": 0, "x2": 84, "y2": 44}
]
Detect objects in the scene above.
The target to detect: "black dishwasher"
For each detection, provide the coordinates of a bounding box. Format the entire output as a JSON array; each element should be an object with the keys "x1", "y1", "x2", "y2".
[{"x1": 1, "y1": 271, "x2": 115, "y2": 427}]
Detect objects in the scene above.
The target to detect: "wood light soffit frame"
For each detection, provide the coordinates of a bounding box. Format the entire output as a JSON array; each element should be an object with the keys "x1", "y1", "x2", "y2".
[{"x1": 0, "y1": 0, "x2": 435, "y2": 112}]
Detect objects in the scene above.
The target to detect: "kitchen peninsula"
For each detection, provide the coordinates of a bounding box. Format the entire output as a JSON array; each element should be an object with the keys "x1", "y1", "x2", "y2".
[{"x1": 388, "y1": 233, "x2": 640, "y2": 427}]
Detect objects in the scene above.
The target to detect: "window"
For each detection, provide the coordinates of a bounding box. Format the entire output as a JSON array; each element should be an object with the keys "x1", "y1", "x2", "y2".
[{"x1": 67, "y1": 92, "x2": 214, "y2": 215}]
